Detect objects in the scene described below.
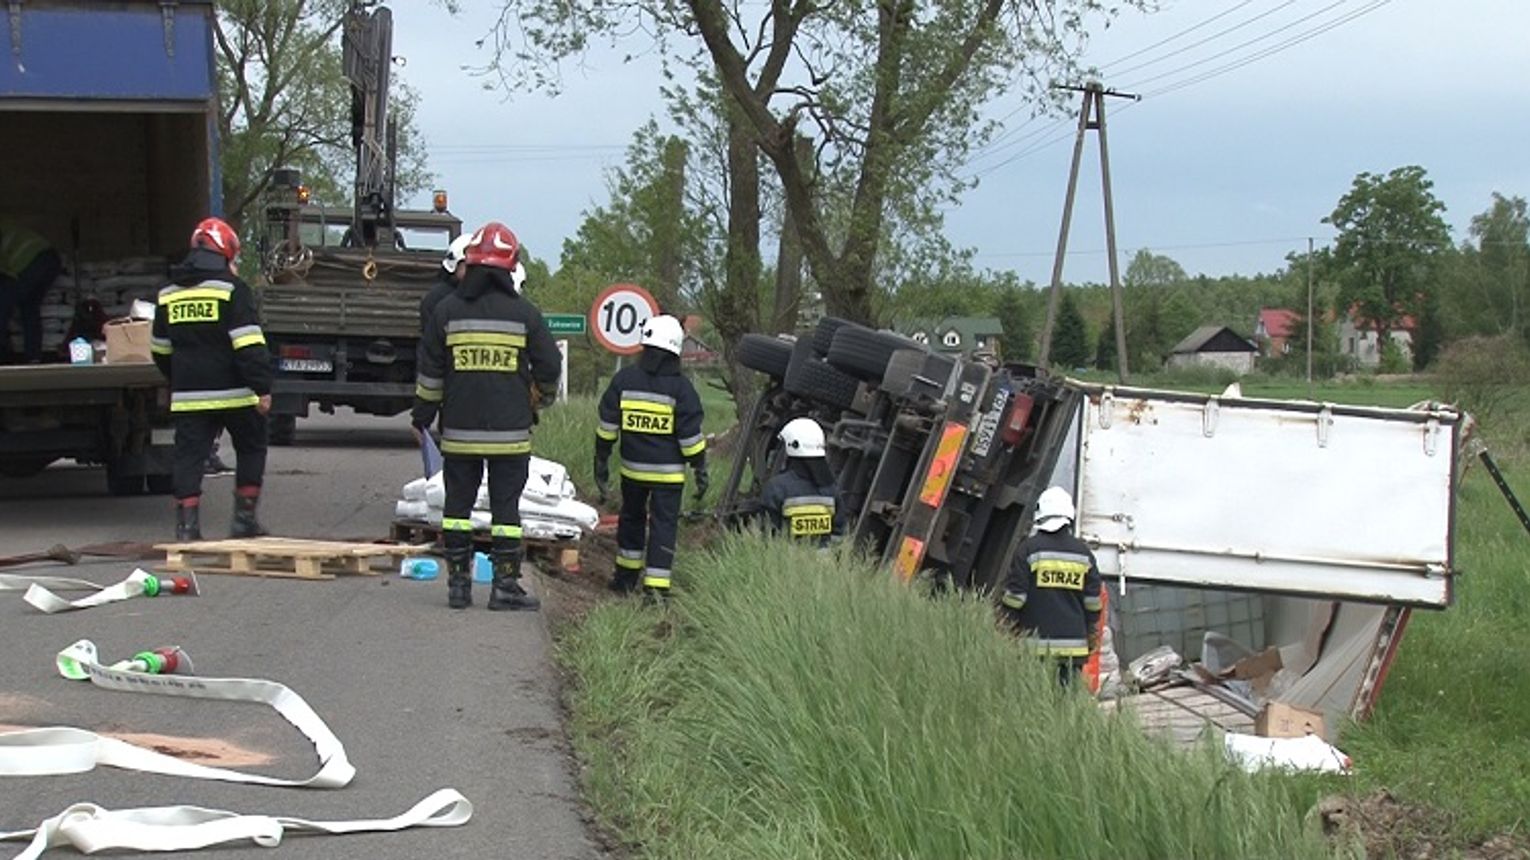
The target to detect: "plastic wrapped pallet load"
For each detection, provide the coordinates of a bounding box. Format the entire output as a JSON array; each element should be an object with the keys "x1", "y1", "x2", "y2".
[{"x1": 395, "y1": 456, "x2": 597, "y2": 543}]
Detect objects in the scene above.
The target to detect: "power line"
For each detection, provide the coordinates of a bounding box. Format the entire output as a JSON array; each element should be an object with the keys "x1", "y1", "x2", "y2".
[
  {"x1": 1094, "y1": 0, "x2": 1257, "y2": 71},
  {"x1": 1109, "y1": 0, "x2": 1299, "y2": 80},
  {"x1": 1143, "y1": 0, "x2": 1394, "y2": 98}
]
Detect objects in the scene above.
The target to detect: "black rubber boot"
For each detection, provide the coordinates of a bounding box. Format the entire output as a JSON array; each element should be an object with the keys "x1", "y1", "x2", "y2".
[
  {"x1": 488, "y1": 549, "x2": 539, "y2": 611},
  {"x1": 607, "y1": 568, "x2": 640, "y2": 594},
  {"x1": 229, "y1": 492, "x2": 268, "y2": 538},
  {"x1": 175, "y1": 502, "x2": 203, "y2": 542},
  {"x1": 445, "y1": 540, "x2": 473, "y2": 610}
]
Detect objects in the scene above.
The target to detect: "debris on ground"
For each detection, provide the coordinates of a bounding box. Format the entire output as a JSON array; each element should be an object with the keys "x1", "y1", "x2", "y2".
[
  {"x1": 1313, "y1": 790, "x2": 1530, "y2": 860},
  {"x1": 396, "y1": 456, "x2": 598, "y2": 542}
]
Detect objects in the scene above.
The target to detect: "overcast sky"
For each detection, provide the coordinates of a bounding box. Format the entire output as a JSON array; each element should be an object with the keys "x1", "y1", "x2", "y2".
[{"x1": 389, "y1": 0, "x2": 1530, "y2": 285}]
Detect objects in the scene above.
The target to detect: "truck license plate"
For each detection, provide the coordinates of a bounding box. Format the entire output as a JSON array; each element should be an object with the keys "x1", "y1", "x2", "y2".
[{"x1": 280, "y1": 359, "x2": 333, "y2": 373}]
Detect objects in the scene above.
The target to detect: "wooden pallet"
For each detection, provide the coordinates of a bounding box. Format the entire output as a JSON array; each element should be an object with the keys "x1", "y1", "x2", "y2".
[
  {"x1": 155, "y1": 537, "x2": 424, "y2": 580},
  {"x1": 1101, "y1": 685, "x2": 1256, "y2": 748},
  {"x1": 388, "y1": 520, "x2": 581, "y2": 573}
]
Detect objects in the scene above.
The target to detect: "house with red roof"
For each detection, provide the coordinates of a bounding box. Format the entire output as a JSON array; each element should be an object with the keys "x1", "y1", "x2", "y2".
[
  {"x1": 1338, "y1": 307, "x2": 1415, "y2": 369},
  {"x1": 1254, "y1": 308, "x2": 1301, "y2": 357}
]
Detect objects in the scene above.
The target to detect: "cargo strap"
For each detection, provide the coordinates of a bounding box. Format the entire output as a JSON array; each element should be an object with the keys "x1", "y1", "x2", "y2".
[{"x1": 0, "y1": 640, "x2": 472, "y2": 857}]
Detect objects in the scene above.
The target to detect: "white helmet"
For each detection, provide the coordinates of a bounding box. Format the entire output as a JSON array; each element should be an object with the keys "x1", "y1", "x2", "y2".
[
  {"x1": 510, "y1": 261, "x2": 527, "y2": 294},
  {"x1": 640, "y1": 314, "x2": 685, "y2": 356},
  {"x1": 1034, "y1": 486, "x2": 1075, "y2": 532},
  {"x1": 778, "y1": 417, "x2": 826, "y2": 458},
  {"x1": 442, "y1": 234, "x2": 472, "y2": 274}
]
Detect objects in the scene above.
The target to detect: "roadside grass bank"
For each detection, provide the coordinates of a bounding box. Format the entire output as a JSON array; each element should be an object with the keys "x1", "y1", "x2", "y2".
[{"x1": 558, "y1": 535, "x2": 1334, "y2": 859}]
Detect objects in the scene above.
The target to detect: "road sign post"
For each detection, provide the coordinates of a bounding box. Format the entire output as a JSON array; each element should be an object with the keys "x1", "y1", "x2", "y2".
[
  {"x1": 556, "y1": 339, "x2": 569, "y2": 403},
  {"x1": 590, "y1": 284, "x2": 659, "y2": 356}
]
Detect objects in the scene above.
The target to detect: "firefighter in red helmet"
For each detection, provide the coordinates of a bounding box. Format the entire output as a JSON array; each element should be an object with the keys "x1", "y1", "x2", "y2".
[
  {"x1": 151, "y1": 217, "x2": 274, "y2": 541},
  {"x1": 412, "y1": 221, "x2": 562, "y2": 611}
]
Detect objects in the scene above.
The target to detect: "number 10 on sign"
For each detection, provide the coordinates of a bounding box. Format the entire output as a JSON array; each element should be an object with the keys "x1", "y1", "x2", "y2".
[{"x1": 590, "y1": 283, "x2": 660, "y2": 356}]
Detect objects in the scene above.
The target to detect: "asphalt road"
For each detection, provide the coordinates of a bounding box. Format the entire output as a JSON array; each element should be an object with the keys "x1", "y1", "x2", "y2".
[{"x1": 0, "y1": 412, "x2": 602, "y2": 859}]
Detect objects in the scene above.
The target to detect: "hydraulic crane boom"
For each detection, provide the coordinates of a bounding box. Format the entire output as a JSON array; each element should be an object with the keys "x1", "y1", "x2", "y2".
[{"x1": 342, "y1": 1, "x2": 396, "y2": 250}]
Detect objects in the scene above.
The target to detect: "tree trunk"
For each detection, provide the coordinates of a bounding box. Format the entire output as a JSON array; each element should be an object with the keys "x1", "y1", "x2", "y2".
[
  {"x1": 770, "y1": 135, "x2": 812, "y2": 334},
  {"x1": 653, "y1": 136, "x2": 688, "y2": 311},
  {"x1": 714, "y1": 104, "x2": 763, "y2": 425}
]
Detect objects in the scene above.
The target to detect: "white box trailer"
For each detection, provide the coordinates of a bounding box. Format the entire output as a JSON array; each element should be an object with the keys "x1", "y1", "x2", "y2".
[{"x1": 1060, "y1": 384, "x2": 1460, "y2": 739}]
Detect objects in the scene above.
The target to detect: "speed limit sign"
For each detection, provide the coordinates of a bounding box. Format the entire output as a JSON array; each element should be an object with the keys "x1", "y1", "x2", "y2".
[{"x1": 590, "y1": 283, "x2": 660, "y2": 355}]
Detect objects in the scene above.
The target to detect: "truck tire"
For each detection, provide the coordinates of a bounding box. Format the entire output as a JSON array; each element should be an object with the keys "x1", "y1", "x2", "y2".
[
  {"x1": 737, "y1": 333, "x2": 793, "y2": 380},
  {"x1": 827, "y1": 325, "x2": 925, "y2": 382},
  {"x1": 812, "y1": 317, "x2": 853, "y2": 356},
  {"x1": 269, "y1": 414, "x2": 297, "y2": 446},
  {"x1": 146, "y1": 473, "x2": 175, "y2": 495},
  {"x1": 785, "y1": 354, "x2": 861, "y2": 413}
]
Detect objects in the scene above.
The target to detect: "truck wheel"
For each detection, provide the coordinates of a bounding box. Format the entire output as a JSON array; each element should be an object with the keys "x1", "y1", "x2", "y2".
[
  {"x1": 269, "y1": 414, "x2": 297, "y2": 447},
  {"x1": 737, "y1": 333, "x2": 793, "y2": 380},
  {"x1": 827, "y1": 325, "x2": 925, "y2": 382},
  {"x1": 812, "y1": 317, "x2": 853, "y2": 356},
  {"x1": 786, "y1": 354, "x2": 861, "y2": 413},
  {"x1": 146, "y1": 473, "x2": 175, "y2": 495}
]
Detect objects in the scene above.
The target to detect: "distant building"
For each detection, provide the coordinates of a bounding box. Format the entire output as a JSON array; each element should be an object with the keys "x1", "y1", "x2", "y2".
[
  {"x1": 1166, "y1": 325, "x2": 1259, "y2": 375},
  {"x1": 680, "y1": 314, "x2": 720, "y2": 365},
  {"x1": 1255, "y1": 308, "x2": 1301, "y2": 357},
  {"x1": 1338, "y1": 309, "x2": 1414, "y2": 369},
  {"x1": 902, "y1": 316, "x2": 1005, "y2": 356}
]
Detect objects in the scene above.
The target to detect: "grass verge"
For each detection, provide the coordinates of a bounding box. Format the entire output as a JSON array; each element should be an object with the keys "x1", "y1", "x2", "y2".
[{"x1": 561, "y1": 535, "x2": 1334, "y2": 859}]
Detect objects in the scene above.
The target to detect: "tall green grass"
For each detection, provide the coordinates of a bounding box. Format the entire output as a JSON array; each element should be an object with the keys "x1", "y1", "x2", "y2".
[{"x1": 562, "y1": 536, "x2": 1334, "y2": 859}]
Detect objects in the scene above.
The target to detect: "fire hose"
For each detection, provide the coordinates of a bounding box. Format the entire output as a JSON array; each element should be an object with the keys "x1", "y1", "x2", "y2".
[
  {"x1": 0, "y1": 640, "x2": 472, "y2": 857},
  {"x1": 2, "y1": 569, "x2": 198, "y2": 614}
]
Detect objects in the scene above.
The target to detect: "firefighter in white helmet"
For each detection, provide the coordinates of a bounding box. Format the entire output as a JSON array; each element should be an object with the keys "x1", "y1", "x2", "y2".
[
  {"x1": 594, "y1": 314, "x2": 708, "y2": 595},
  {"x1": 757, "y1": 417, "x2": 842, "y2": 545},
  {"x1": 1000, "y1": 486, "x2": 1103, "y2": 686}
]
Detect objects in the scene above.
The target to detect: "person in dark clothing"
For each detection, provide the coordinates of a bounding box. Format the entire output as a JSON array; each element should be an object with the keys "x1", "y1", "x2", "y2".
[
  {"x1": 593, "y1": 314, "x2": 708, "y2": 596},
  {"x1": 150, "y1": 217, "x2": 274, "y2": 541},
  {"x1": 412, "y1": 221, "x2": 561, "y2": 611},
  {"x1": 1000, "y1": 486, "x2": 1103, "y2": 686},
  {"x1": 0, "y1": 220, "x2": 63, "y2": 365},
  {"x1": 419, "y1": 233, "x2": 472, "y2": 340},
  {"x1": 757, "y1": 417, "x2": 842, "y2": 546}
]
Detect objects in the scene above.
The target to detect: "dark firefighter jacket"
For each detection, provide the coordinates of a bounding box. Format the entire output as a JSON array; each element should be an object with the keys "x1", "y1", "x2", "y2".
[
  {"x1": 412, "y1": 265, "x2": 560, "y2": 456},
  {"x1": 1001, "y1": 526, "x2": 1103, "y2": 658},
  {"x1": 595, "y1": 348, "x2": 705, "y2": 485},
  {"x1": 419, "y1": 269, "x2": 456, "y2": 336},
  {"x1": 759, "y1": 460, "x2": 842, "y2": 544},
  {"x1": 150, "y1": 249, "x2": 273, "y2": 412}
]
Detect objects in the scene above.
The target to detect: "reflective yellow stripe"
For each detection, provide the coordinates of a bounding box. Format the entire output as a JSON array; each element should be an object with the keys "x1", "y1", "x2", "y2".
[
  {"x1": 442, "y1": 518, "x2": 474, "y2": 532},
  {"x1": 446, "y1": 331, "x2": 526, "y2": 348},
  {"x1": 680, "y1": 438, "x2": 706, "y2": 457},
  {"x1": 150, "y1": 342, "x2": 173, "y2": 355},
  {"x1": 492, "y1": 524, "x2": 523, "y2": 538},
  {"x1": 170, "y1": 395, "x2": 259, "y2": 412},
  {"x1": 595, "y1": 426, "x2": 618, "y2": 441},
  {"x1": 616, "y1": 555, "x2": 645, "y2": 570},
  {"x1": 642, "y1": 569, "x2": 672, "y2": 589},
  {"x1": 620, "y1": 465, "x2": 686, "y2": 484},
  {"x1": 416, "y1": 383, "x2": 443, "y2": 401},
  {"x1": 232, "y1": 333, "x2": 266, "y2": 350},
  {"x1": 158, "y1": 288, "x2": 231, "y2": 304},
  {"x1": 782, "y1": 504, "x2": 833, "y2": 518},
  {"x1": 1082, "y1": 596, "x2": 1103, "y2": 612},
  {"x1": 620, "y1": 399, "x2": 674, "y2": 415},
  {"x1": 441, "y1": 439, "x2": 533, "y2": 456},
  {"x1": 1000, "y1": 591, "x2": 1027, "y2": 610}
]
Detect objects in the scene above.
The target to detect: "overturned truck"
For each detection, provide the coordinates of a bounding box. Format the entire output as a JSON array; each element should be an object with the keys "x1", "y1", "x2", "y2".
[{"x1": 720, "y1": 319, "x2": 1459, "y2": 741}]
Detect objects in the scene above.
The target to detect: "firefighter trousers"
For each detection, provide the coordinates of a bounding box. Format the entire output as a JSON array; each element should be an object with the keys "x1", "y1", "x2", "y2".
[
  {"x1": 441, "y1": 454, "x2": 528, "y2": 560},
  {"x1": 173, "y1": 408, "x2": 267, "y2": 501},
  {"x1": 617, "y1": 480, "x2": 681, "y2": 591}
]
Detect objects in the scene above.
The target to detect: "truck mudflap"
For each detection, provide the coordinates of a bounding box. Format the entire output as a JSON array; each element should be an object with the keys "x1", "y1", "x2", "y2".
[{"x1": 1074, "y1": 386, "x2": 1458, "y2": 609}]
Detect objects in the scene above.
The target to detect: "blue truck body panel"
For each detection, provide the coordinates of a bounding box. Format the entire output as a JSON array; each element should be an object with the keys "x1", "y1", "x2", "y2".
[{"x1": 0, "y1": 2, "x2": 216, "y2": 102}]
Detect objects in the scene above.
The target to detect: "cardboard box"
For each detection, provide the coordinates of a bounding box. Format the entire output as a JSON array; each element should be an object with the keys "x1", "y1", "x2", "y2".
[
  {"x1": 1255, "y1": 702, "x2": 1326, "y2": 739},
  {"x1": 104, "y1": 318, "x2": 153, "y2": 364}
]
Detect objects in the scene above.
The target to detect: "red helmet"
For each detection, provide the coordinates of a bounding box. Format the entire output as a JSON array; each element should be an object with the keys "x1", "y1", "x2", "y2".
[
  {"x1": 190, "y1": 217, "x2": 241, "y2": 261},
  {"x1": 463, "y1": 221, "x2": 519, "y2": 271}
]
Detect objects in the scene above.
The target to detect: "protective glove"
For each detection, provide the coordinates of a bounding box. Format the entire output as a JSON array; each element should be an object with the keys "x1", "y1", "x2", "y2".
[
  {"x1": 693, "y1": 466, "x2": 711, "y2": 503},
  {"x1": 594, "y1": 456, "x2": 610, "y2": 502}
]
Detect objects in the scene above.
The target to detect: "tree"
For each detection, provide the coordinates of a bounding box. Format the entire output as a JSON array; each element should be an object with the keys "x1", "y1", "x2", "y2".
[
  {"x1": 1094, "y1": 316, "x2": 1116, "y2": 371},
  {"x1": 1052, "y1": 292, "x2": 1090, "y2": 370},
  {"x1": 1323, "y1": 166, "x2": 1451, "y2": 354},
  {"x1": 215, "y1": 0, "x2": 430, "y2": 235},
  {"x1": 994, "y1": 286, "x2": 1034, "y2": 362},
  {"x1": 1122, "y1": 250, "x2": 1190, "y2": 371},
  {"x1": 483, "y1": 0, "x2": 1141, "y2": 323},
  {"x1": 1444, "y1": 194, "x2": 1530, "y2": 344}
]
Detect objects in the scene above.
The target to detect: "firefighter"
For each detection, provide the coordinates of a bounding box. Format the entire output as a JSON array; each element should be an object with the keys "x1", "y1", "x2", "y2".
[
  {"x1": 0, "y1": 220, "x2": 62, "y2": 365},
  {"x1": 593, "y1": 314, "x2": 708, "y2": 596},
  {"x1": 758, "y1": 417, "x2": 842, "y2": 545},
  {"x1": 412, "y1": 221, "x2": 560, "y2": 611},
  {"x1": 1000, "y1": 486, "x2": 1103, "y2": 686},
  {"x1": 419, "y1": 233, "x2": 472, "y2": 337},
  {"x1": 150, "y1": 217, "x2": 274, "y2": 541}
]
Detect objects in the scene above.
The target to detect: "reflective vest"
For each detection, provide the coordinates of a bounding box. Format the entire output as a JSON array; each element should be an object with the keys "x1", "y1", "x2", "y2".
[{"x1": 0, "y1": 222, "x2": 50, "y2": 279}]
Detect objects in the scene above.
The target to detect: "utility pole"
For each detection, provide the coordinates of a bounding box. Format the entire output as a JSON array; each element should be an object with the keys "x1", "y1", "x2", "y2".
[
  {"x1": 1037, "y1": 82, "x2": 1139, "y2": 383},
  {"x1": 1305, "y1": 237, "x2": 1314, "y2": 398}
]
